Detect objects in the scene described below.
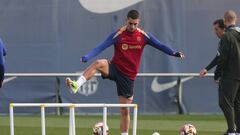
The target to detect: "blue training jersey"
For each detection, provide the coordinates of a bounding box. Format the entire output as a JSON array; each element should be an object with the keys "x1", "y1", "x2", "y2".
[
  {"x1": 82, "y1": 27, "x2": 180, "y2": 80},
  {"x1": 82, "y1": 28, "x2": 177, "y2": 63}
]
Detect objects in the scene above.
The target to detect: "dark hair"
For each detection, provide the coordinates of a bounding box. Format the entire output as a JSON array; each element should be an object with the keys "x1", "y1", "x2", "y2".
[
  {"x1": 213, "y1": 19, "x2": 225, "y2": 29},
  {"x1": 127, "y1": 10, "x2": 139, "y2": 19}
]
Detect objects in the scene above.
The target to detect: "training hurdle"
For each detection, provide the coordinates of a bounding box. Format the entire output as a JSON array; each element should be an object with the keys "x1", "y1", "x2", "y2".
[{"x1": 9, "y1": 103, "x2": 138, "y2": 135}]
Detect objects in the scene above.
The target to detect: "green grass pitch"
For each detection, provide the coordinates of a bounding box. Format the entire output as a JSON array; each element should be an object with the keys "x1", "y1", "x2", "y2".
[{"x1": 0, "y1": 114, "x2": 226, "y2": 135}]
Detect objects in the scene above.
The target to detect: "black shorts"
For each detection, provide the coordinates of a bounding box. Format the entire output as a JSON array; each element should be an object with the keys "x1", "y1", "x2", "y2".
[{"x1": 102, "y1": 64, "x2": 134, "y2": 98}]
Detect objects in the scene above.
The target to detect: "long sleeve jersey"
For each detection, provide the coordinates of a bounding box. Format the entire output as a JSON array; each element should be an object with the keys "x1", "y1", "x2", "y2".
[{"x1": 82, "y1": 26, "x2": 179, "y2": 80}]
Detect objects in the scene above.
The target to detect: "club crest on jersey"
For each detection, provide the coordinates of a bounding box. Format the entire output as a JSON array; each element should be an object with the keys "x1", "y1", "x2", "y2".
[
  {"x1": 137, "y1": 36, "x2": 141, "y2": 42},
  {"x1": 122, "y1": 44, "x2": 128, "y2": 50}
]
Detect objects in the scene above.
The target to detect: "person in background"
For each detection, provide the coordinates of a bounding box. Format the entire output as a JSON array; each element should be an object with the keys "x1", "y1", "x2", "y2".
[
  {"x1": 199, "y1": 19, "x2": 225, "y2": 81},
  {"x1": 216, "y1": 10, "x2": 240, "y2": 135}
]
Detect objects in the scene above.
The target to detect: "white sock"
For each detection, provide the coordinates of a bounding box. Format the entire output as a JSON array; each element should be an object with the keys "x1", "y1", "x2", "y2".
[
  {"x1": 76, "y1": 76, "x2": 87, "y2": 87},
  {"x1": 121, "y1": 133, "x2": 128, "y2": 135}
]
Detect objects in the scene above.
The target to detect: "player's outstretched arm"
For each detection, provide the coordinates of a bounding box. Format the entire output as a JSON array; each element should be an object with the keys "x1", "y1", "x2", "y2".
[
  {"x1": 145, "y1": 32, "x2": 184, "y2": 58},
  {"x1": 81, "y1": 31, "x2": 117, "y2": 63}
]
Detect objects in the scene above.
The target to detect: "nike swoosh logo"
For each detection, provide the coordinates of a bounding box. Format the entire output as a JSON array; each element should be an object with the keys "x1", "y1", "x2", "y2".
[
  {"x1": 78, "y1": 0, "x2": 144, "y2": 14},
  {"x1": 3, "y1": 76, "x2": 17, "y2": 84},
  {"x1": 151, "y1": 76, "x2": 193, "y2": 93}
]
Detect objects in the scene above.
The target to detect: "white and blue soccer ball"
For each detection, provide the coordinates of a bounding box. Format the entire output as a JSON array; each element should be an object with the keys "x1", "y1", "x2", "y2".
[
  {"x1": 180, "y1": 124, "x2": 197, "y2": 135},
  {"x1": 93, "y1": 122, "x2": 109, "y2": 135}
]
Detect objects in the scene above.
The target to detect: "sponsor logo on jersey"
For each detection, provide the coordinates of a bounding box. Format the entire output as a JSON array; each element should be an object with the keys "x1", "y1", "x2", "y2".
[
  {"x1": 122, "y1": 44, "x2": 141, "y2": 50},
  {"x1": 122, "y1": 44, "x2": 128, "y2": 50},
  {"x1": 129, "y1": 45, "x2": 141, "y2": 49}
]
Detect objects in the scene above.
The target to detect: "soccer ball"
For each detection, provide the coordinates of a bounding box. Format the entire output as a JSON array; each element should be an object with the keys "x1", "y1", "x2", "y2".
[
  {"x1": 93, "y1": 122, "x2": 109, "y2": 135},
  {"x1": 152, "y1": 132, "x2": 160, "y2": 135},
  {"x1": 180, "y1": 124, "x2": 197, "y2": 135}
]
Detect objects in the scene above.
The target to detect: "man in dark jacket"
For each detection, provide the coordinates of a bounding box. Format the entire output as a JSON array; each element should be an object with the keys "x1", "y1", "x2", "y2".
[
  {"x1": 199, "y1": 19, "x2": 225, "y2": 80},
  {"x1": 217, "y1": 10, "x2": 240, "y2": 135}
]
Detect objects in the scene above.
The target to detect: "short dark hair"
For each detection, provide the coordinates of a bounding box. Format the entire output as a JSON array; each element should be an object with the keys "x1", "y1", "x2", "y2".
[
  {"x1": 127, "y1": 9, "x2": 139, "y2": 19},
  {"x1": 213, "y1": 19, "x2": 225, "y2": 29}
]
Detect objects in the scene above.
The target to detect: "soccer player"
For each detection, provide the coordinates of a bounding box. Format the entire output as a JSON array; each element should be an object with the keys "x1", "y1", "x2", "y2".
[
  {"x1": 199, "y1": 19, "x2": 225, "y2": 80},
  {"x1": 0, "y1": 38, "x2": 6, "y2": 88},
  {"x1": 66, "y1": 9, "x2": 184, "y2": 135}
]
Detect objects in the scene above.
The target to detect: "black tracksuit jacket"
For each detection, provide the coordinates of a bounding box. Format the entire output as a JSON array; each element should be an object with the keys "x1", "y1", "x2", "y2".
[{"x1": 217, "y1": 25, "x2": 240, "y2": 80}]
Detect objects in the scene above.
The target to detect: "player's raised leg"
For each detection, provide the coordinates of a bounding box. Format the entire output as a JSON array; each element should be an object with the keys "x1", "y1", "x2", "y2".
[
  {"x1": 119, "y1": 96, "x2": 133, "y2": 135},
  {"x1": 66, "y1": 59, "x2": 109, "y2": 93}
]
